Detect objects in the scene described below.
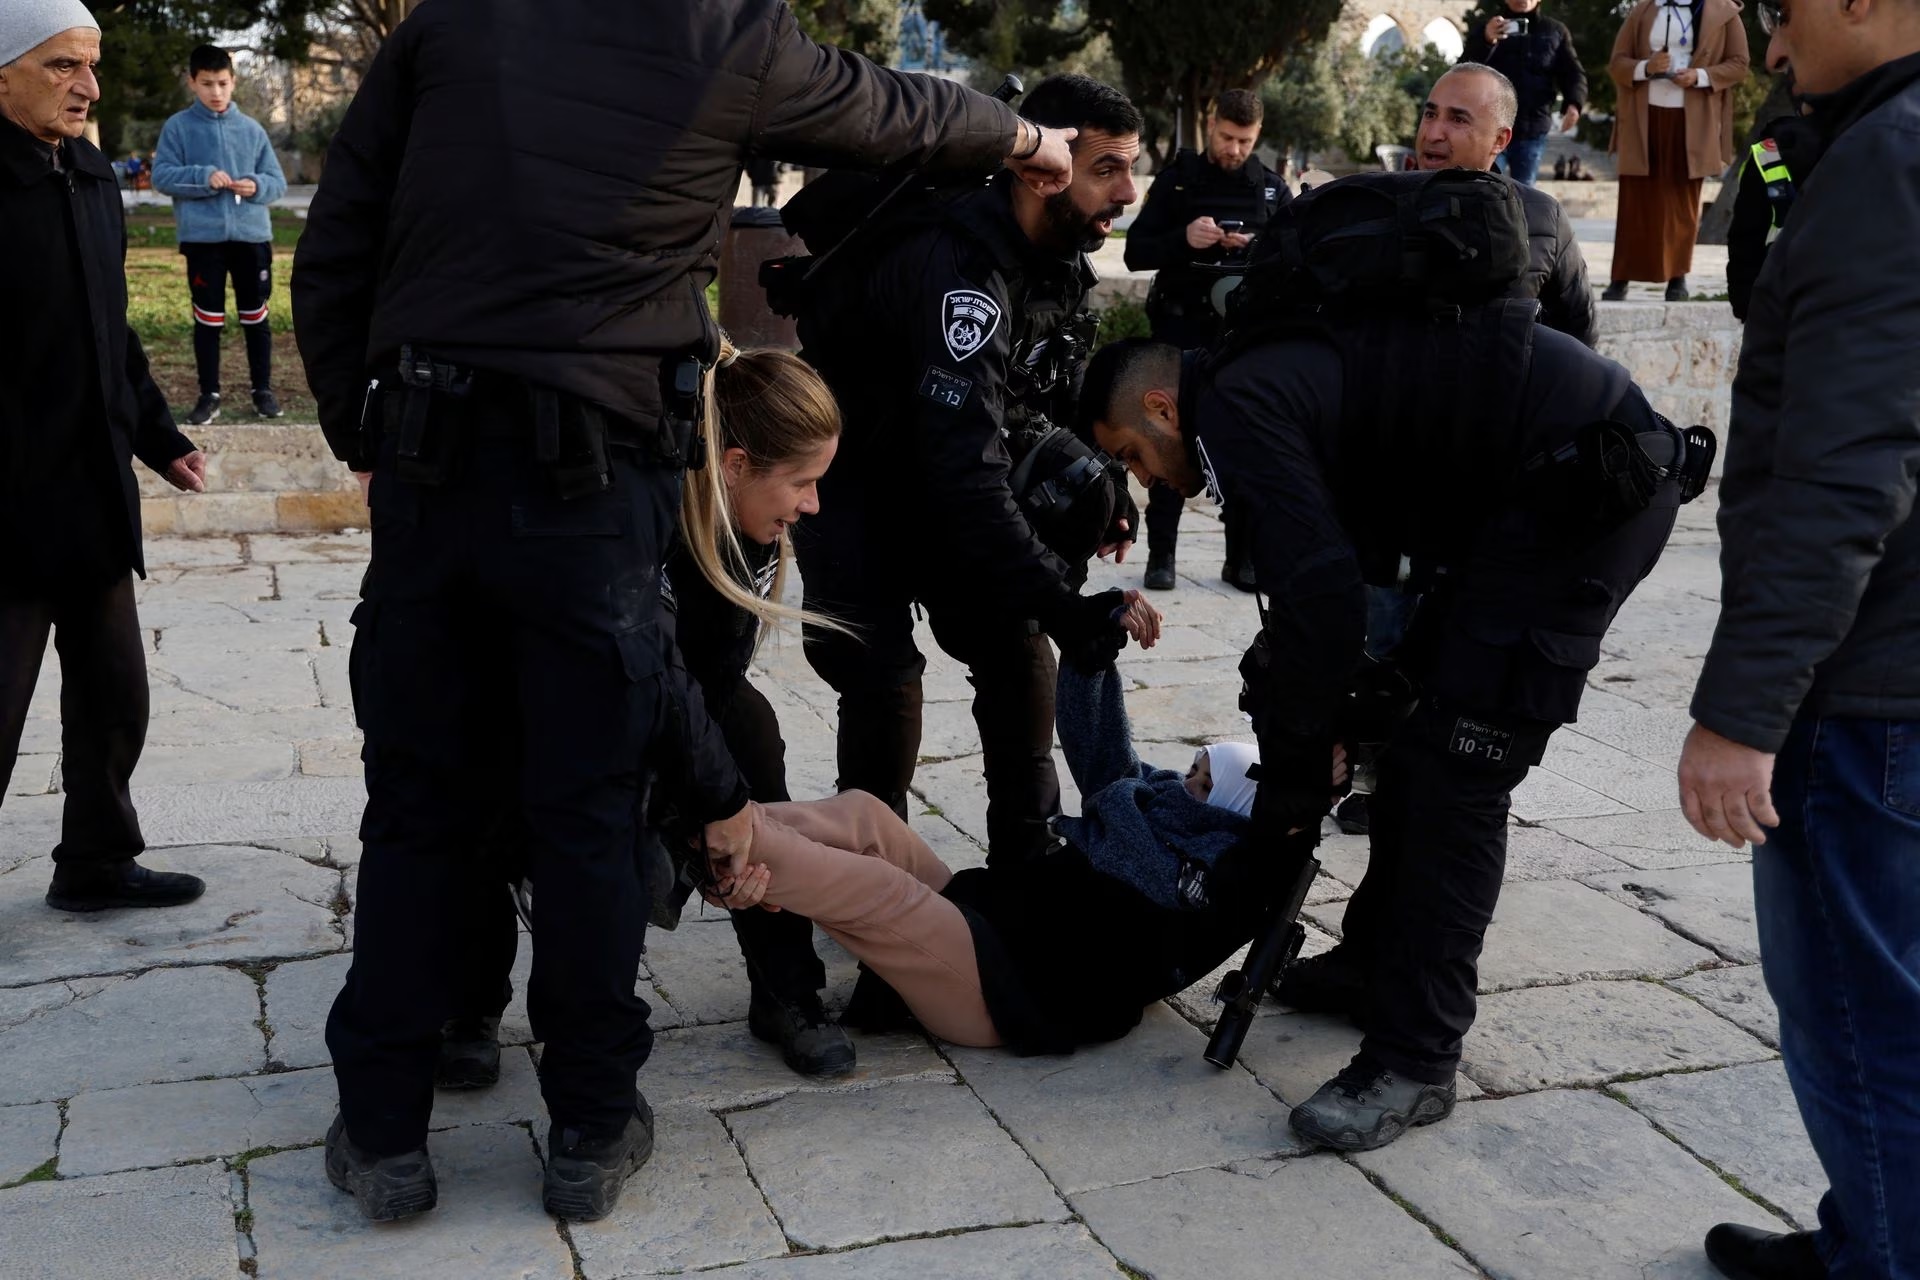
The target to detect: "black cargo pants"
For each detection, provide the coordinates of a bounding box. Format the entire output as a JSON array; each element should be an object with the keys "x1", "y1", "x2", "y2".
[
  {"x1": 328, "y1": 428, "x2": 677, "y2": 1156},
  {"x1": 1336, "y1": 484, "x2": 1680, "y2": 1085}
]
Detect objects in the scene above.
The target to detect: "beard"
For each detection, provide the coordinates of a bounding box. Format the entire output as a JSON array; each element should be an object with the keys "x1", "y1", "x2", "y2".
[{"x1": 1041, "y1": 189, "x2": 1127, "y2": 254}]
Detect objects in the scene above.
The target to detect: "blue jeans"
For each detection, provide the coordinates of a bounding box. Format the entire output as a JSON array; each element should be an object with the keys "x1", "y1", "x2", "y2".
[
  {"x1": 1496, "y1": 135, "x2": 1548, "y2": 186},
  {"x1": 1755, "y1": 715, "x2": 1920, "y2": 1277}
]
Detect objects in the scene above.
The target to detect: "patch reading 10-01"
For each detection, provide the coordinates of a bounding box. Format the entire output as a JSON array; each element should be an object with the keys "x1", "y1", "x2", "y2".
[{"x1": 1449, "y1": 717, "x2": 1513, "y2": 764}]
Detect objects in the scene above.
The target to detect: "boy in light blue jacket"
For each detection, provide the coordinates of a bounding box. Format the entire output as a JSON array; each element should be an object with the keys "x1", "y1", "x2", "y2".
[{"x1": 152, "y1": 44, "x2": 287, "y2": 425}]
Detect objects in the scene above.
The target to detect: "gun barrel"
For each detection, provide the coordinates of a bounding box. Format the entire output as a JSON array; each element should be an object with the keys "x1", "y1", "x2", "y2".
[{"x1": 1201, "y1": 853, "x2": 1322, "y2": 1070}]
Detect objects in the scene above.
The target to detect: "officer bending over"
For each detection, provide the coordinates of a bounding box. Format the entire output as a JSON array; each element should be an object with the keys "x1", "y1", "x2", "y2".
[
  {"x1": 793, "y1": 74, "x2": 1143, "y2": 864},
  {"x1": 1082, "y1": 313, "x2": 1689, "y2": 1151},
  {"x1": 293, "y1": 0, "x2": 1080, "y2": 1225},
  {"x1": 1124, "y1": 89, "x2": 1290, "y2": 591}
]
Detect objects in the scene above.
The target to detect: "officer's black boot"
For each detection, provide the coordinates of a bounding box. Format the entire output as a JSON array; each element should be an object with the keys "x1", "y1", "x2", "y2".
[
  {"x1": 46, "y1": 859, "x2": 205, "y2": 912},
  {"x1": 1144, "y1": 549, "x2": 1176, "y2": 591},
  {"x1": 543, "y1": 1098, "x2": 655, "y2": 1222},
  {"x1": 1666, "y1": 275, "x2": 1690, "y2": 302},
  {"x1": 1289, "y1": 1052, "x2": 1456, "y2": 1152},
  {"x1": 325, "y1": 1113, "x2": 438, "y2": 1222},
  {"x1": 1333, "y1": 792, "x2": 1371, "y2": 835},
  {"x1": 1602, "y1": 280, "x2": 1629, "y2": 302},
  {"x1": 435, "y1": 1016, "x2": 502, "y2": 1090},
  {"x1": 748, "y1": 986, "x2": 857, "y2": 1078},
  {"x1": 1703, "y1": 1225, "x2": 1827, "y2": 1280},
  {"x1": 1272, "y1": 944, "x2": 1369, "y2": 1019}
]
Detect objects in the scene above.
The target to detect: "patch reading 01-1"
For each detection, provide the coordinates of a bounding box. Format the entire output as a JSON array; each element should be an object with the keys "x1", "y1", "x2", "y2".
[
  {"x1": 918, "y1": 366, "x2": 973, "y2": 410},
  {"x1": 1448, "y1": 717, "x2": 1513, "y2": 764}
]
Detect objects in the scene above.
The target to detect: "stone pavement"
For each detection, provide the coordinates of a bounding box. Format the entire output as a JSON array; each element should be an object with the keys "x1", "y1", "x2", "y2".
[{"x1": 0, "y1": 488, "x2": 1821, "y2": 1279}]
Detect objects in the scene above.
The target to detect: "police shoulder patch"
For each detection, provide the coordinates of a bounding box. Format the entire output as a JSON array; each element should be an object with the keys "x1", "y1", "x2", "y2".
[
  {"x1": 941, "y1": 289, "x2": 1002, "y2": 362},
  {"x1": 919, "y1": 365, "x2": 973, "y2": 411}
]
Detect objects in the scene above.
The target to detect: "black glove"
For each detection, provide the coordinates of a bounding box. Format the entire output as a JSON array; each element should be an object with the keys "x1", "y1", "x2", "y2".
[
  {"x1": 1103, "y1": 471, "x2": 1139, "y2": 551},
  {"x1": 1250, "y1": 744, "x2": 1340, "y2": 840},
  {"x1": 1047, "y1": 589, "x2": 1127, "y2": 673}
]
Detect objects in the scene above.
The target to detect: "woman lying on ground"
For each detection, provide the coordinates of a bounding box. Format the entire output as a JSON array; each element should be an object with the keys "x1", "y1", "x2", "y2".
[{"x1": 695, "y1": 664, "x2": 1345, "y2": 1053}]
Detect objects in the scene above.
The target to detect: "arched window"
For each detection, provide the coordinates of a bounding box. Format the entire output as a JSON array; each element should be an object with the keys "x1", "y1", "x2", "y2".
[
  {"x1": 1423, "y1": 17, "x2": 1465, "y2": 60},
  {"x1": 1361, "y1": 14, "x2": 1408, "y2": 58}
]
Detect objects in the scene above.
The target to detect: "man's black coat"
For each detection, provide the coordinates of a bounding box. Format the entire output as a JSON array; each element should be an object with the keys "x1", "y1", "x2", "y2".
[
  {"x1": 1461, "y1": 10, "x2": 1589, "y2": 140},
  {"x1": 0, "y1": 121, "x2": 195, "y2": 588}
]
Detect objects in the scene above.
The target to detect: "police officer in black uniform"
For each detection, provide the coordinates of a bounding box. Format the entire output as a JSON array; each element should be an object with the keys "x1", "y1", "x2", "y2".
[
  {"x1": 792, "y1": 74, "x2": 1144, "y2": 865},
  {"x1": 1081, "y1": 315, "x2": 1695, "y2": 1152},
  {"x1": 1124, "y1": 89, "x2": 1290, "y2": 591},
  {"x1": 291, "y1": 0, "x2": 1082, "y2": 1224}
]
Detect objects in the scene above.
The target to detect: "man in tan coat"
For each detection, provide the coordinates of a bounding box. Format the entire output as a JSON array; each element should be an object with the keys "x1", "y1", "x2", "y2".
[{"x1": 1604, "y1": 0, "x2": 1751, "y2": 299}]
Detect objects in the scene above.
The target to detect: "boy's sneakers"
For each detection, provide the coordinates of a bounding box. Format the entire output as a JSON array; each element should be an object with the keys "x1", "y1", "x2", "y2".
[
  {"x1": 186, "y1": 391, "x2": 220, "y2": 426},
  {"x1": 252, "y1": 388, "x2": 283, "y2": 418}
]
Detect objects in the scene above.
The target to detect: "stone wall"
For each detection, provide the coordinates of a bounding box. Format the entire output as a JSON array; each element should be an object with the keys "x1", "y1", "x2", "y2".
[{"x1": 1595, "y1": 302, "x2": 1742, "y2": 455}]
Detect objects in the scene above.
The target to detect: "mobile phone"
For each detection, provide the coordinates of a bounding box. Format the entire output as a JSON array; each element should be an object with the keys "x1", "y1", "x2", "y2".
[
  {"x1": 1507, "y1": 16, "x2": 1530, "y2": 35},
  {"x1": 1218, "y1": 220, "x2": 1245, "y2": 233}
]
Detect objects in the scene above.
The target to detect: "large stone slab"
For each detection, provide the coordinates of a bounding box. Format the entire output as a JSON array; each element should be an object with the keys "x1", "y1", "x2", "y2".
[
  {"x1": 1308, "y1": 879, "x2": 1717, "y2": 992},
  {"x1": 6, "y1": 753, "x2": 57, "y2": 797},
  {"x1": 140, "y1": 704, "x2": 358, "y2": 750},
  {"x1": 1509, "y1": 767, "x2": 1634, "y2": 822},
  {"x1": 643, "y1": 917, "x2": 860, "y2": 1027},
  {"x1": 0, "y1": 1101, "x2": 60, "y2": 1184},
  {"x1": 1586, "y1": 862, "x2": 1760, "y2": 964},
  {"x1": 270, "y1": 560, "x2": 370, "y2": 602},
  {"x1": 568, "y1": 1106, "x2": 787, "y2": 1277},
  {"x1": 245, "y1": 532, "x2": 373, "y2": 564},
  {"x1": 262, "y1": 953, "x2": 352, "y2": 1070},
  {"x1": 1562, "y1": 688, "x2": 1695, "y2": 769},
  {"x1": 641, "y1": 1021, "x2": 951, "y2": 1109},
  {"x1": 130, "y1": 741, "x2": 297, "y2": 786},
  {"x1": 0, "y1": 1162, "x2": 238, "y2": 1280},
  {"x1": 949, "y1": 1003, "x2": 1303, "y2": 1193},
  {"x1": 126, "y1": 778, "x2": 367, "y2": 847},
  {"x1": 0, "y1": 967, "x2": 264, "y2": 1105},
  {"x1": 728, "y1": 1079, "x2": 1066, "y2": 1250},
  {"x1": 1669, "y1": 964, "x2": 1779, "y2": 1047},
  {"x1": 59, "y1": 1054, "x2": 544, "y2": 1177},
  {"x1": 1235, "y1": 1009, "x2": 1479, "y2": 1107},
  {"x1": 151, "y1": 619, "x2": 323, "y2": 654},
  {"x1": 1546, "y1": 808, "x2": 1746, "y2": 870},
  {"x1": 0, "y1": 844, "x2": 342, "y2": 986},
  {"x1": 1539, "y1": 730, "x2": 1684, "y2": 813},
  {"x1": 1461, "y1": 979, "x2": 1775, "y2": 1094},
  {"x1": 161, "y1": 564, "x2": 278, "y2": 604},
  {"x1": 248, "y1": 1123, "x2": 573, "y2": 1280},
  {"x1": 711, "y1": 1223, "x2": 1124, "y2": 1280},
  {"x1": 1617, "y1": 1060, "x2": 1824, "y2": 1230},
  {"x1": 1076, "y1": 1157, "x2": 1480, "y2": 1280},
  {"x1": 1356, "y1": 1090, "x2": 1789, "y2": 1279}
]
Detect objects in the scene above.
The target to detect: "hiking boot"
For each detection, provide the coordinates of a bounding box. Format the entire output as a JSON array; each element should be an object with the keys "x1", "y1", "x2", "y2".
[
  {"x1": 543, "y1": 1099, "x2": 655, "y2": 1222},
  {"x1": 1271, "y1": 945, "x2": 1368, "y2": 1017},
  {"x1": 1221, "y1": 559, "x2": 1258, "y2": 593},
  {"x1": 45, "y1": 859, "x2": 205, "y2": 912},
  {"x1": 1666, "y1": 276, "x2": 1691, "y2": 303},
  {"x1": 1290, "y1": 1054, "x2": 1456, "y2": 1152},
  {"x1": 1144, "y1": 550, "x2": 1176, "y2": 591},
  {"x1": 435, "y1": 1016, "x2": 502, "y2": 1090},
  {"x1": 324, "y1": 1113, "x2": 437, "y2": 1222},
  {"x1": 251, "y1": 387, "x2": 283, "y2": 418},
  {"x1": 749, "y1": 988, "x2": 857, "y2": 1078},
  {"x1": 186, "y1": 391, "x2": 221, "y2": 426},
  {"x1": 1704, "y1": 1224, "x2": 1827, "y2": 1280},
  {"x1": 1333, "y1": 792, "x2": 1370, "y2": 835},
  {"x1": 1602, "y1": 281, "x2": 1629, "y2": 302}
]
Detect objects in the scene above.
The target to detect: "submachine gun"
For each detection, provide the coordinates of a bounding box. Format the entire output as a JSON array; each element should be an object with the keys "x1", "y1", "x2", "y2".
[{"x1": 1204, "y1": 653, "x2": 1418, "y2": 1069}]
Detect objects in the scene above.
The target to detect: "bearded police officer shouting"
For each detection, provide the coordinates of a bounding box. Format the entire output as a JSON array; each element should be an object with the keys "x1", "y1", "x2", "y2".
[
  {"x1": 1080, "y1": 274, "x2": 1695, "y2": 1150},
  {"x1": 292, "y1": 0, "x2": 1078, "y2": 1225},
  {"x1": 791, "y1": 74, "x2": 1144, "y2": 866},
  {"x1": 1123, "y1": 89, "x2": 1290, "y2": 591}
]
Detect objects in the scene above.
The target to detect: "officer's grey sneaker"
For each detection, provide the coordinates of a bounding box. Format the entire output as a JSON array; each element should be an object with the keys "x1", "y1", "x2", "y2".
[
  {"x1": 435, "y1": 1015, "x2": 502, "y2": 1090},
  {"x1": 543, "y1": 1098, "x2": 655, "y2": 1222},
  {"x1": 749, "y1": 988, "x2": 857, "y2": 1078},
  {"x1": 1289, "y1": 1055, "x2": 1456, "y2": 1152},
  {"x1": 324, "y1": 1113, "x2": 437, "y2": 1222},
  {"x1": 186, "y1": 391, "x2": 220, "y2": 426}
]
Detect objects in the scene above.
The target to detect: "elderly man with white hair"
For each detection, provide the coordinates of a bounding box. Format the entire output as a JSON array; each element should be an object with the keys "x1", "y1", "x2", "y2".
[{"x1": 0, "y1": 0, "x2": 210, "y2": 911}]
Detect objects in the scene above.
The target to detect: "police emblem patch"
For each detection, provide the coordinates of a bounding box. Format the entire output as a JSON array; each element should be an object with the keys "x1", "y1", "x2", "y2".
[{"x1": 941, "y1": 289, "x2": 1002, "y2": 363}]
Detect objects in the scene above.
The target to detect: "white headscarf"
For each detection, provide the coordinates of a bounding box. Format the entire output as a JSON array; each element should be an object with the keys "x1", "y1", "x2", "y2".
[
  {"x1": 0, "y1": 0, "x2": 99, "y2": 70},
  {"x1": 1201, "y1": 742, "x2": 1261, "y2": 818}
]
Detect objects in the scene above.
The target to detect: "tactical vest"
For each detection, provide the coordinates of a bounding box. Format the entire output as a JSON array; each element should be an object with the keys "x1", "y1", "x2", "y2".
[{"x1": 1146, "y1": 150, "x2": 1289, "y2": 328}]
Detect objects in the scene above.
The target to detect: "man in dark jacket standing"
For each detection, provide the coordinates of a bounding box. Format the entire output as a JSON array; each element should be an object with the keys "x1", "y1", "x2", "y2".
[
  {"x1": 292, "y1": 0, "x2": 1078, "y2": 1225},
  {"x1": 1123, "y1": 89, "x2": 1290, "y2": 590},
  {"x1": 1461, "y1": 0, "x2": 1587, "y2": 184},
  {"x1": 0, "y1": 5, "x2": 209, "y2": 914},
  {"x1": 1679, "y1": 0, "x2": 1920, "y2": 1273}
]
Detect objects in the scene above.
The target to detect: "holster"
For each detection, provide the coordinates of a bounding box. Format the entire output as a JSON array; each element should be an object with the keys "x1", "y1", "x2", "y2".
[
  {"x1": 390, "y1": 344, "x2": 475, "y2": 485},
  {"x1": 527, "y1": 385, "x2": 612, "y2": 500}
]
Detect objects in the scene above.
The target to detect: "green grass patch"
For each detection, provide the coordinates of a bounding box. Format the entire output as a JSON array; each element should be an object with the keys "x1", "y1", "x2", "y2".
[{"x1": 5, "y1": 1158, "x2": 58, "y2": 1187}]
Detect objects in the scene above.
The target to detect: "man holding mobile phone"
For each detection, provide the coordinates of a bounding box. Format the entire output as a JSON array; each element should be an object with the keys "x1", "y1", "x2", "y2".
[
  {"x1": 1123, "y1": 88, "x2": 1289, "y2": 591},
  {"x1": 1461, "y1": 0, "x2": 1588, "y2": 184}
]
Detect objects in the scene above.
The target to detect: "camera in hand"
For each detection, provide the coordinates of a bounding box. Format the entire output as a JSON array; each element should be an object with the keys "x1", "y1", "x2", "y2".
[{"x1": 1506, "y1": 16, "x2": 1530, "y2": 35}]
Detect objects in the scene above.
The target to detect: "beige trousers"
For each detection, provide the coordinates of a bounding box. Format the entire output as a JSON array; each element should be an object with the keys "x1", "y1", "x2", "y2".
[{"x1": 752, "y1": 791, "x2": 1001, "y2": 1047}]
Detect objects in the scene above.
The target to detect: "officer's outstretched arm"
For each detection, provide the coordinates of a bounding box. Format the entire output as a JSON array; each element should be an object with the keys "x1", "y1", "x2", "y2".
[{"x1": 291, "y1": 28, "x2": 418, "y2": 471}]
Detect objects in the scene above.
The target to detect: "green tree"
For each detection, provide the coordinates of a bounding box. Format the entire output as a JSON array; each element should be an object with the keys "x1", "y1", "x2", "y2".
[
  {"x1": 923, "y1": 0, "x2": 1093, "y2": 69},
  {"x1": 791, "y1": 0, "x2": 905, "y2": 62},
  {"x1": 1089, "y1": 0, "x2": 1346, "y2": 155},
  {"x1": 1262, "y1": 43, "x2": 1434, "y2": 168}
]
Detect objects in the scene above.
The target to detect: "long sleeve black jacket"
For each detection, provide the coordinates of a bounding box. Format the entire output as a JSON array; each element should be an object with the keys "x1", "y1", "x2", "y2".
[
  {"x1": 292, "y1": 0, "x2": 1019, "y2": 468},
  {"x1": 1462, "y1": 11, "x2": 1589, "y2": 139},
  {"x1": 1517, "y1": 184, "x2": 1598, "y2": 348},
  {"x1": 1692, "y1": 54, "x2": 1920, "y2": 751}
]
